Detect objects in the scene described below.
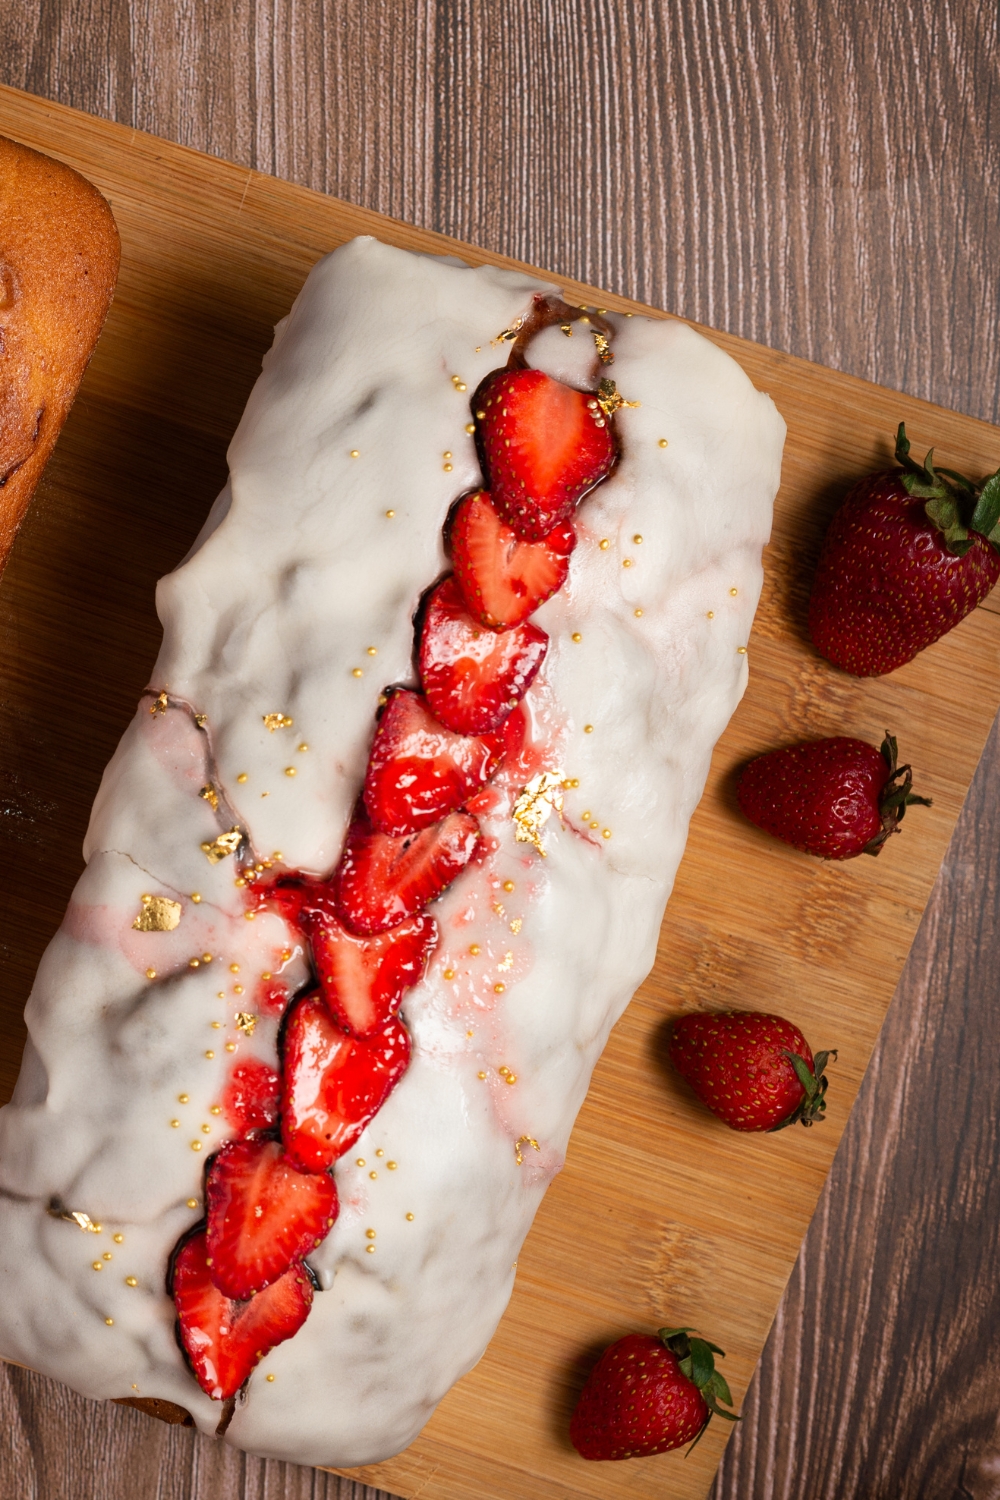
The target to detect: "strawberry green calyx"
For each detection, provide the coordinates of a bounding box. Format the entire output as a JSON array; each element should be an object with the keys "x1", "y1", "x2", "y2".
[
  {"x1": 894, "y1": 423, "x2": 1000, "y2": 557},
  {"x1": 657, "y1": 1328, "x2": 738, "y2": 1450},
  {"x1": 772, "y1": 1049, "x2": 836, "y2": 1130},
  {"x1": 864, "y1": 732, "x2": 932, "y2": 856}
]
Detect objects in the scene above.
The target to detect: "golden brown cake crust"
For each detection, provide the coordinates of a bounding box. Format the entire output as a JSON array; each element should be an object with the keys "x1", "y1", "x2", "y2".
[{"x1": 0, "y1": 134, "x2": 120, "y2": 570}]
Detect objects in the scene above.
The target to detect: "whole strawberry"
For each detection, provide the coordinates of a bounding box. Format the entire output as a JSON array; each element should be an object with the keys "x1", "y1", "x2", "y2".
[
  {"x1": 670, "y1": 1010, "x2": 834, "y2": 1132},
  {"x1": 570, "y1": 1327, "x2": 737, "y2": 1461},
  {"x1": 736, "y1": 733, "x2": 930, "y2": 860},
  {"x1": 810, "y1": 423, "x2": 1000, "y2": 675}
]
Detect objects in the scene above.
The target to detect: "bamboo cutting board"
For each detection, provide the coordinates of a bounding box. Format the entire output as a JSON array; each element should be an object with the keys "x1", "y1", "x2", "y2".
[{"x1": 1, "y1": 84, "x2": 999, "y2": 1500}]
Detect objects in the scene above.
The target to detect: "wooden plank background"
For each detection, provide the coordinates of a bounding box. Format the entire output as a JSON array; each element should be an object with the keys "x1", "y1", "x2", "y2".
[{"x1": 0, "y1": 3, "x2": 998, "y2": 1497}]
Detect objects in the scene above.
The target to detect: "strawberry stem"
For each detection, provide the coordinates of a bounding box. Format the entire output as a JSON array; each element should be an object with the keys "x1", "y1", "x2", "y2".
[
  {"x1": 863, "y1": 732, "x2": 932, "y2": 856},
  {"x1": 894, "y1": 423, "x2": 1000, "y2": 556},
  {"x1": 657, "y1": 1327, "x2": 739, "y2": 1452},
  {"x1": 770, "y1": 1049, "x2": 836, "y2": 1129}
]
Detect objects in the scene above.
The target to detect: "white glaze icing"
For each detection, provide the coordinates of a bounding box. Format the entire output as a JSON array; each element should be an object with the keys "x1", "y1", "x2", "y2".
[{"x1": 0, "y1": 237, "x2": 784, "y2": 1465}]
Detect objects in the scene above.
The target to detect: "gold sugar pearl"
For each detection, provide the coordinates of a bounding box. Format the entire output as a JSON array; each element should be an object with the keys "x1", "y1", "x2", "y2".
[
  {"x1": 230, "y1": 964, "x2": 240, "y2": 974},
  {"x1": 502, "y1": 880, "x2": 515, "y2": 892},
  {"x1": 571, "y1": 632, "x2": 582, "y2": 643},
  {"x1": 225, "y1": 1042, "x2": 236, "y2": 1053},
  {"x1": 622, "y1": 558, "x2": 633, "y2": 568},
  {"x1": 189, "y1": 958, "x2": 200, "y2": 969},
  {"x1": 209, "y1": 1105, "x2": 222, "y2": 1117},
  {"x1": 201, "y1": 1123, "x2": 211, "y2": 1134},
  {"x1": 730, "y1": 587, "x2": 739, "y2": 595},
  {"x1": 443, "y1": 968, "x2": 456, "y2": 980},
  {"x1": 469, "y1": 944, "x2": 481, "y2": 956},
  {"x1": 285, "y1": 766, "x2": 297, "y2": 777},
  {"x1": 191, "y1": 1141, "x2": 202, "y2": 1151},
  {"x1": 465, "y1": 422, "x2": 476, "y2": 434},
  {"x1": 356, "y1": 1158, "x2": 366, "y2": 1167},
  {"x1": 234, "y1": 985, "x2": 244, "y2": 995},
  {"x1": 351, "y1": 668, "x2": 363, "y2": 679},
  {"x1": 237, "y1": 773, "x2": 248, "y2": 783},
  {"x1": 366, "y1": 1228, "x2": 377, "y2": 1239},
  {"x1": 217, "y1": 991, "x2": 226, "y2": 999},
  {"x1": 234, "y1": 877, "x2": 246, "y2": 888},
  {"x1": 406, "y1": 1212, "x2": 415, "y2": 1221},
  {"x1": 499, "y1": 1066, "x2": 510, "y2": 1076},
  {"x1": 125, "y1": 1276, "x2": 138, "y2": 1287},
  {"x1": 443, "y1": 451, "x2": 452, "y2": 459},
  {"x1": 262, "y1": 972, "x2": 271, "y2": 980},
  {"x1": 603, "y1": 829, "x2": 613, "y2": 839},
  {"x1": 170, "y1": 1119, "x2": 181, "y2": 1129},
  {"x1": 202, "y1": 954, "x2": 213, "y2": 964},
  {"x1": 505, "y1": 1074, "x2": 517, "y2": 1086},
  {"x1": 634, "y1": 608, "x2": 644, "y2": 618},
  {"x1": 584, "y1": 724, "x2": 594, "y2": 734},
  {"x1": 349, "y1": 449, "x2": 360, "y2": 458},
  {"x1": 737, "y1": 646, "x2": 748, "y2": 654},
  {"x1": 494, "y1": 983, "x2": 506, "y2": 994},
  {"x1": 211, "y1": 1022, "x2": 222, "y2": 1030},
  {"x1": 298, "y1": 743, "x2": 309, "y2": 752},
  {"x1": 477, "y1": 1071, "x2": 487, "y2": 1080},
  {"x1": 369, "y1": 1171, "x2": 378, "y2": 1180},
  {"x1": 145, "y1": 969, "x2": 157, "y2": 980},
  {"x1": 658, "y1": 438, "x2": 668, "y2": 448},
  {"x1": 599, "y1": 538, "x2": 610, "y2": 550},
  {"x1": 191, "y1": 893, "x2": 201, "y2": 903},
  {"x1": 92, "y1": 1262, "x2": 103, "y2": 1272},
  {"x1": 204, "y1": 1051, "x2": 215, "y2": 1060},
  {"x1": 590, "y1": 821, "x2": 599, "y2": 829},
  {"x1": 186, "y1": 1199, "x2": 198, "y2": 1210},
  {"x1": 387, "y1": 1161, "x2": 397, "y2": 1170},
  {"x1": 633, "y1": 534, "x2": 644, "y2": 545},
  {"x1": 103, "y1": 1251, "x2": 113, "y2": 1261},
  {"x1": 385, "y1": 509, "x2": 395, "y2": 518},
  {"x1": 105, "y1": 1317, "x2": 114, "y2": 1326},
  {"x1": 582, "y1": 810, "x2": 592, "y2": 820},
  {"x1": 266, "y1": 1373, "x2": 276, "y2": 1382},
  {"x1": 376, "y1": 1149, "x2": 384, "y2": 1157},
  {"x1": 365, "y1": 1244, "x2": 376, "y2": 1253},
  {"x1": 707, "y1": 610, "x2": 715, "y2": 619},
  {"x1": 244, "y1": 911, "x2": 256, "y2": 921},
  {"x1": 280, "y1": 946, "x2": 291, "y2": 959},
  {"x1": 367, "y1": 645, "x2": 378, "y2": 656},
  {"x1": 113, "y1": 1234, "x2": 124, "y2": 1244},
  {"x1": 443, "y1": 463, "x2": 453, "y2": 472}
]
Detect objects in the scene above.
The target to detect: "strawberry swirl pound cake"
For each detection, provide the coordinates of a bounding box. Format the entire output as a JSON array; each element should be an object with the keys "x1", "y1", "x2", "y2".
[{"x1": 0, "y1": 237, "x2": 784, "y2": 1466}]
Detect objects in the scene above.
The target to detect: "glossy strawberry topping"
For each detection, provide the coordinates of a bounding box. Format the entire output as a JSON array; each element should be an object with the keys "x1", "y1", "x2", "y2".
[
  {"x1": 333, "y1": 802, "x2": 481, "y2": 936},
  {"x1": 419, "y1": 576, "x2": 548, "y2": 735},
  {"x1": 363, "y1": 688, "x2": 498, "y2": 836}
]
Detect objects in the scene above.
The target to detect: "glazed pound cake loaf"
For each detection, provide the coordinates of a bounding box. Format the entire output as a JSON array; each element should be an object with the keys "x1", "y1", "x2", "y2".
[{"x1": 0, "y1": 237, "x2": 784, "y2": 1466}]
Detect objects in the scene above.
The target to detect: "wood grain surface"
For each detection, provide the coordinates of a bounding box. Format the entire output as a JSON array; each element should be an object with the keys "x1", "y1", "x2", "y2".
[{"x1": 0, "y1": 3, "x2": 997, "y2": 1497}]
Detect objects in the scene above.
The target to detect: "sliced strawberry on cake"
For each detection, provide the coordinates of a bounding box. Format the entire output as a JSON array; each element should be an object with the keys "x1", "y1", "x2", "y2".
[
  {"x1": 451, "y1": 490, "x2": 575, "y2": 629},
  {"x1": 281, "y1": 992, "x2": 411, "y2": 1171},
  {"x1": 305, "y1": 910, "x2": 437, "y2": 1035},
  {"x1": 363, "y1": 688, "x2": 499, "y2": 835},
  {"x1": 204, "y1": 1137, "x2": 338, "y2": 1300},
  {"x1": 418, "y1": 576, "x2": 547, "y2": 735},
  {"x1": 172, "y1": 1230, "x2": 314, "y2": 1401},
  {"x1": 474, "y1": 368, "x2": 615, "y2": 540},
  {"x1": 221, "y1": 1057, "x2": 282, "y2": 1138},
  {"x1": 333, "y1": 799, "x2": 480, "y2": 935}
]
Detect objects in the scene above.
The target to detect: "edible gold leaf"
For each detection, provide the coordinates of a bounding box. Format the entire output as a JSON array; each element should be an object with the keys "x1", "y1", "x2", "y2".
[
  {"x1": 514, "y1": 1136, "x2": 540, "y2": 1166},
  {"x1": 199, "y1": 784, "x2": 219, "y2": 811},
  {"x1": 491, "y1": 315, "x2": 525, "y2": 348},
  {"x1": 47, "y1": 1201, "x2": 102, "y2": 1233},
  {"x1": 234, "y1": 1012, "x2": 258, "y2": 1036},
  {"x1": 132, "y1": 896, "x2": 182, "y2": 932},
  {"x1": 592, "y1": 331, "x2": 614, "y2": 365},
  {"x1": 149, "y1": 691, "x2": 169, "y2": 717},
  {"x1": 200, "y1": 827, "x2": 243, "y2": 863},
  {"x1": 262, "y1": 712, "x2": 294, "y2": 731},
  {"x1": 512, "y1": 771, "x2": 564, "y2": 856},
  {"x1": 596, "y1": 377, "x2": 640, "y2": 416}
]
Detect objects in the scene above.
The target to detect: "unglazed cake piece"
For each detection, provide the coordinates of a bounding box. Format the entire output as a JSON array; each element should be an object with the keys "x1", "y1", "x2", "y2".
[{"x1": 0, "y1": 237, "x2": 784, "y2": 1466}]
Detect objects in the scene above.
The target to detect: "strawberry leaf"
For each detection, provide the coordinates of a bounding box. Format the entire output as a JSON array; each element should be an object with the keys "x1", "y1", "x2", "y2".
[
  {"x1": 970, "y1": 472, "x2": 1000, "y2": 539},
  {"x1": 687, "y1": 1337, "x2": 715, "y2": 1389},
  {"x1": 924, "y1": 495, "x2": 972, "y2": 555}
]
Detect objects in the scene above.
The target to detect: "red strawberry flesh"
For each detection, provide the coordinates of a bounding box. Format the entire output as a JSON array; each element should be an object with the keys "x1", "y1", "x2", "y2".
[
  {"x1": 333, "y1": 800, "x2": 480, "y2": 936},
  {"x1": 172, "y1": 1230, "x2": 313, "y2": 1401},
  {"x1": 570, "y1": 1333, "x2": 708, "y2": 1460},
  {"x1": 737, "y1": 737, "x2": 890, "y2": 860},
  {"x1": 670, "y1": 1010, "x2": 814, "y2": 1132},
  {"x1": 475, "y1": 368, "x2": 615, "y2": 540},
  {"x1": 809, "y1": 471, "x2": 1000, "y2": 676},
  {"x1": 419, "y1": 576, "x2": 547, "y2": 735},
  {"x1": 304, "y1": 909, "x2": 436, "y2": 1036},
  {"x1": 281, "y1": 992, "x2": 411, "y2": 1172},
  {"x1": 221, "y1": 1057, "x2": 282, "y2": 1138},
  {"x1": 451, "y1": 489, "x2": 575, "y2": 629},
  {"x1": 363, "y1": 688, "x2": 498, "y2": 836},
  {"x1": 205, "y1": 1136, "x2": 338, "y2": 1299}
]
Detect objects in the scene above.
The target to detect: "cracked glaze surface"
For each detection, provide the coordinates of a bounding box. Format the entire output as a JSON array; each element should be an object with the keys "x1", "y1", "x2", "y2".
[{"x1": 0, "y1": 238, "x2": 784, "y2": 1466}]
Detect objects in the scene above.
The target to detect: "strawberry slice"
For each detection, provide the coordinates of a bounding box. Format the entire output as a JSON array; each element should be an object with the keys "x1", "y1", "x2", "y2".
[
  {"x1": 419, "y1": 576, "x2": 547, "y2": 735},
  {"x1": 172, "y1": 1230, "x2": 313, "y2": 1401},
  {"x1": 221, "y1": 1057, "x2": 282, "y2": 1138},
  {"x1": 205, "y1": 1137, "x2": 338, "y2": 1300},
  {"x1": 451, "y1": 490, "x2": 575, "y2": 629},
  {"x1": 475, "y1": 368, "x2": 615, "y2": 540},
  {"x1": 281, "y1": 992, "x2": 411, "y2": 1171},
  {"x1": 304, "y1": 909, "x2": 437, "y2": 1035},
  {"x1": 333, "y1": 800, "x2": 480, "y2": 935},
  {"x1": 363, "y1": 688, "x2": 498, "y2": 836}
]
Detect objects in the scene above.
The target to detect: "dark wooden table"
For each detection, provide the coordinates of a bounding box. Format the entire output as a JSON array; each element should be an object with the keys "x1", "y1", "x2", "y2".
[{"x1": 2, "y1": 3, "x2": 999, "y2": 1496}]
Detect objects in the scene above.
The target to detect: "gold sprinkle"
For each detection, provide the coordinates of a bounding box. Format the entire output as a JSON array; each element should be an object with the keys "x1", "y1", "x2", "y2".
[
  {"x1": 125, "y1": 1277, "x2": 138, "y2": 1287},
  {"x1": 201, "y1": 1123, "x2": 211, "y2": 1134},
  {"x1": 280, "y1": 946, "x2": 291, "y2": 959},
  {"x1": 385, "y1": 509, "x2": 395, "y2": 518},
  {"x1": 494, "y1": 982, "x2": 506, "y2": 993},
  {"x1": 351, "y1": 668, "x2": 363, "y2": 679},
  {"x1": 235, "y1": 1012, "x2": 257, "y2": 1035},
  {"x1": 200, "y1": 828, "x2": 242, "y2": 864},
  {"x1": 132, "y1": 896, "x2": 182, "y2": 933},
  {"x1": 202, "y1": 953, "x2": 213, "y2": 964},
  {"x1": 467, "y1": 1029, "x2": 474, "y2": 1037},
  {"x1": 199, "y1": 784, "x2": 219, "y2": 811},
  {"x1": 584, "y1": 724, "x2": 594, "y2": 734},
  {"x1": 469, "y1": 944, "x2": 481, "y2": 956},
  {"x1": 406, "y1": 1213, "x2": 415, "y2": 1221},
  {"x1": 498, "y1": 951, "x2": 513, "y2": 971},
  {"x1": 177, "y1": 1092, "x2": 190, "y2": 1104},
  {"x1": 443, "y1": 451, "x2": 452, "y2": 459},
  {"x1": 512, "y1": 770, "x2": 564, "y2": 856},
  {"x1": 191, "y1": 894, "x2": 202, "y2": 905},
  {"x1": 387, "y1": 1161, "x2": 397, "y2": 1170},
  {"x1": 234, "y1": 877, "x2": 246, "y2": 888},
  {"x1": 582, "y1": 810, "x2": 592, "y2": 821},
  {"x1": 599, "y1": 538, "x2": 610, "y2": 550},
  {"x1": 633, "y1": 534, "x2": 644, "y2": 545},
  {"x1": 634, "y1": 608, "x2": 644, "y2": 618},
  {"x1": 230, "y1": 963, "x2": 240, "y2": 974},
  {"x1": 284, "y1": 766, "x2": 297, "y2": 777},
  {"x1": 443, "y1": 462, "x2": 453, "y2": 472},
  {"x1": 499, "y1": 1066, "x2": 510, "y2": 1076},
  {"x1": 145, "y1": 969, "x2": 157, "y2": 980},
  {"x1": 590, "y1": 821, "x2": 599, "y2": 829},
  {"x1": 92, "y1": 1262, "x2": 103, "y2": 1272},
  {"x1": 189, "y1": 958, "x2": 200, "y2": 969},
  {"x1": 465, "y1": 422, "x2": 476, "y2": 434},
  {"x1": 502, "y1": 880, "x2": 516, "y2": 893},
  {"x1": 204, "y1": 1051, "x2": 215, "y2": 1060},
  {"x1": 443, "y1": 968, "x2": 456, "y2": 980},
  {"x1": 211, "y1": 1022, "x2": 222, "y2": 1030},
  {"x1": 603, "y1": 829, "x2": 612, "y2": 839},
  {"x1": 510, "y1": 918, "x2": 522, "y2": 934},
  {"x1": 658, "y1": 437, "x2": 668, "y2": 448},
  {"x1": 369, "y1": 1171, "x2": 377, "y2": 1180},
  {"x1": 730, "y1": 587, "x2": 739, "y2": 596},
  {"x1": 478, "y1": 1071, "x2": 487, "y2": 1080},
  {"x1": 113, "y1": 1234, "x2": 124, "y2": 1244},
  {"x1": 622, "y1": 558, "x2": 633, "y2": 568},
  {"x1": 350, "y1": 449, "x2": 360, "y2": 458},
  {"x1": 244, "y1": 911, "x2": 256, "y2": 921},
  {"x1": 366, "y1": 1228, "x2": 377, "y2": 1239},
  {"x1": 356, "y1": 1158, "x2": 366, "y2": 1167},
  {"x1": 262, "y1": 971, "x2": 272, "y2": 980},
  {"x1": 515, "y1": 1136, "x2": 540, "y2": 1165},
  {"x1": 475, "y1": 410, "x2": 485, "y2": 419},
  {"x1": 365, "y1": 1244, "x2": 376, "y2": 1254},
  {"x1": 102, "y1": 1252, "x2": 112, "y2": 1262},
  {"x1": 571, "y1": 632, "x2": 582, "y2": 642},
  {"x1": 236, "y1": 772, "x2": 248, "y2": 784},
  {"x1": 170, "y1": 1119, "x2": 181, "y2": 1129},
  {"x1": 375, "y1": 1149, "x2": 384, "y2": 1157},
  {"x1": 186, "y1": 1199, "x2": 198, "y2": 1210},
  {"x1": 225, "y1": 1042, "x2": 236, "y2": 1053},
  {"x1": 263, "y1": 712, "x2": 294, "y2": 731},
  {"x1": 105, "y1": 1318, "x2": 114, "y2": 1326},
  {"x1": 210, "y1": 1105, "x2": 221, "y2": 1116},
  {"x1": 191, "y1": 1141, "x2": 202, "y2": 1151},
  {"x1": 737, "y1": 646, "x2": 748, "y2": 654},
  {"x1": 505, "y1": 1074, "x2": 517, "y2": 1085},
  {"x1": 266, "y1": 1373, "x2": 276, "y2": 1382}
]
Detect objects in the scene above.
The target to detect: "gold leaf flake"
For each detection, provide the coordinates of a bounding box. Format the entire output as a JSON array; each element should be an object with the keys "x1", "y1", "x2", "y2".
[
  {"x1": 509, "y1": 917, "x2": 523, "y2": 935},
  {"x1": 592, "y1": 331, "x2": 614, "y2": 365},
  {"x1": 200, "y1": 828, "x2": 243, "y2": 863},
  {"x1": 512, "y1": 771, "x2": 564, "y2": 856},
  {"x1": 47, "y1": 1201, "x2": 102, "y2": 1233},
  {"x1": 194, "y1": 713, "x2": 208, "y2": 729},
  {"x1": 199, "y1": 784, "x2": 219, "y2": 811},
  {"x1": 497, "y1": 951, "x2": 514, "y2": 972},
  {"x1": 149, "y1": 691, "x2": 169, "y2": 717},
  {"x1": 263, "y1": 712, "x2": 294, "y2": 731},
  {"x1": 132, "y1": 895, "x2": 182, "y2": 932},
  {"x1": 514, "y1": 1136, "x2": 540, "y2": 1166},
  {"x1": 596, "y1": 378, "x2": 640, "y2": 416},
  {"x1": 491, "y1": 315, "x2": 525, "y2": 348},
  {"x1": 234, "y1": 1012, "x2": 258, "y2": 1036}
]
